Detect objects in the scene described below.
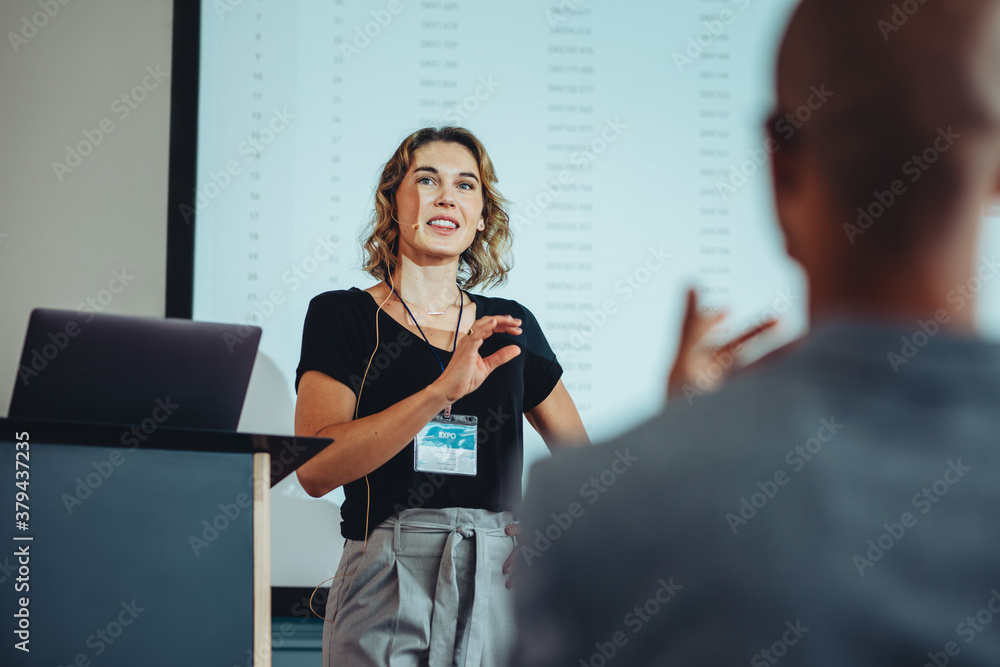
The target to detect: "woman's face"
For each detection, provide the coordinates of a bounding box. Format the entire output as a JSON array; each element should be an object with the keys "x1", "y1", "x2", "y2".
[{"x1": 393, "y1": 141, "x2": 486, "y2": 264}]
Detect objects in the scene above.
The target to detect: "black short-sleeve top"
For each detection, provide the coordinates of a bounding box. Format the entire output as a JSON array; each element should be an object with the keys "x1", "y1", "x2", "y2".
[{"x1": 295, "y1": 288, "x2": 563, "y2": 539}]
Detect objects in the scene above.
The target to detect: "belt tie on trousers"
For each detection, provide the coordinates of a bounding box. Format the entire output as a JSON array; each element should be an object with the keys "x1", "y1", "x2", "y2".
[{"x1": 389, "y1": 512, "x2": 511, "y2": 667}]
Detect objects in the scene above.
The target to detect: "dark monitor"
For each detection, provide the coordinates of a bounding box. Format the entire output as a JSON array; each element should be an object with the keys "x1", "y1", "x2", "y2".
[{"x1": 8, "y1": 308, "x2": 261, "y2": 431}]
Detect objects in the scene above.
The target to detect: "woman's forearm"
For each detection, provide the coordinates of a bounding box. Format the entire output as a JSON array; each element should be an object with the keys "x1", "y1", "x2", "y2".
[{"x1": 296, "y1": 383, "x2": 451, "y2": 496}]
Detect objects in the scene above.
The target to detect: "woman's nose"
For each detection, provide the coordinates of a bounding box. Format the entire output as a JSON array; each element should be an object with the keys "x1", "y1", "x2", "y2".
[{"x1": 435, "y1": 189, "x2": 456, "y2": 207}]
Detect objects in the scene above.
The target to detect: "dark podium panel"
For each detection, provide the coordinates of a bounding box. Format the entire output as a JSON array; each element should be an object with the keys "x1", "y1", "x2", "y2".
[{"x1": 0, "y1": 418, "x2": 328, "y2": 667}]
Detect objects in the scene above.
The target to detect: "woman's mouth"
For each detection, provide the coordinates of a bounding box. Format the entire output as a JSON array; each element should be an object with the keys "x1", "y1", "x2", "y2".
[{"x1": 426, "y1": 217, "x2": 459, "y2": 232}]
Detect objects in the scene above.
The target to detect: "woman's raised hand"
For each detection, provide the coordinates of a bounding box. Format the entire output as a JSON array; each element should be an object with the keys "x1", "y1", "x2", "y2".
[{"x1": 433, "y1": 315, "x2": 523, "y2": 403}]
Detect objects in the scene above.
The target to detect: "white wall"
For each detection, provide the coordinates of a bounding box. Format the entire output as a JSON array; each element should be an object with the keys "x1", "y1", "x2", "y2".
[{"x1": 0, "y1": 0, "x2": 173, "y2": 415}]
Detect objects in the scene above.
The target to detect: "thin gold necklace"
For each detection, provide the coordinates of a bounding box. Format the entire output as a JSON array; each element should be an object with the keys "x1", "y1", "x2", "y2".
[{"x1": 394, "y1": 289, "x2": 464, "y2": 319}]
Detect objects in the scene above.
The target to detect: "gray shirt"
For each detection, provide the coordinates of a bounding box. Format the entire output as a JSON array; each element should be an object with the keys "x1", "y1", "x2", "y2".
[{"x1": 513, "y1": 320, "x2": 1000, "y2": 666}]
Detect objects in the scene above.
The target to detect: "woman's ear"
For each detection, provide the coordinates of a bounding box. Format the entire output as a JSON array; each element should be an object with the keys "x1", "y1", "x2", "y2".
[{"x1": 477, "y1": 217, "x2": 486, "y2": 231}]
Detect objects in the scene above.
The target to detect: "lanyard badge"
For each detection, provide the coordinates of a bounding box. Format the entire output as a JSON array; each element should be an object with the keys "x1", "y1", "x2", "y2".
[
  {"x1": 414, "y1": 411, "x2": 478, "y2": 476},
  {"x1": 390, "y1": 282, "x2": 479, "y2": 477}
]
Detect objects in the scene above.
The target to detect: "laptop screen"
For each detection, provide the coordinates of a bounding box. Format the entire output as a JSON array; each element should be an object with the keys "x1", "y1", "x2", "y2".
[{"x1": 8, "y1": 308, "x2": 261, "y2": 431}]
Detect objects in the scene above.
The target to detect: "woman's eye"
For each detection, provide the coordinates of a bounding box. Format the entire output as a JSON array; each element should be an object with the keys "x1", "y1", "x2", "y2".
[
  {"x1": 458, "y1": 182, "x2": 474, "y2": 190},
  {"x1": 418, "y1": 176, "x2": 434, "y2": 185}
]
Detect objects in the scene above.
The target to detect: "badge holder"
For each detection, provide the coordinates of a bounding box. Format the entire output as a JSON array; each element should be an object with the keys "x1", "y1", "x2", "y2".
[{"x1": 414, "y1": 405, "x2": 478, "y2": 476}]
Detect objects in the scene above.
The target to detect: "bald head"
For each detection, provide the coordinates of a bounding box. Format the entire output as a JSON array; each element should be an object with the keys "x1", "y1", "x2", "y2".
[{"x1": 773, "y1": 0, "x2": 1000, "y2": 254}]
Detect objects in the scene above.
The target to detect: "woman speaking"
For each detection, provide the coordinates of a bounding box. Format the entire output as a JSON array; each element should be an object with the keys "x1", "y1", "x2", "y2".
[{"x1": 294, "y1": 126, "x2": 590, "y2": 666}]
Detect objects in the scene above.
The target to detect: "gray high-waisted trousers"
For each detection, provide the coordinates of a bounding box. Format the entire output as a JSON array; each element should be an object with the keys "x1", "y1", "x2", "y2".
[{"x1": 322, "y1": 507, "x2": 518, "y2": 667}]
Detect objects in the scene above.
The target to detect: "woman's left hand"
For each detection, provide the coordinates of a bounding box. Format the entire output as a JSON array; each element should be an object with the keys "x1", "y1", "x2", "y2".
[{"x1": 502, "y1": 523, "x2": 521, "y2": 588}]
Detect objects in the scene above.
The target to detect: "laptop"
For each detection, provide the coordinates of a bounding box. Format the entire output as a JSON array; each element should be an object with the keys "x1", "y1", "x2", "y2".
[{"x1": 8, "y1": 308, "x2": 262, "y2": 431}]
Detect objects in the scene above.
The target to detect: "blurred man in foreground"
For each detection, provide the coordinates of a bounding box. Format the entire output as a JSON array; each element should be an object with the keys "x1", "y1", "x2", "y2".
[{"x1": 514, "y1": 0, "x2": 1000, "y2": 664}]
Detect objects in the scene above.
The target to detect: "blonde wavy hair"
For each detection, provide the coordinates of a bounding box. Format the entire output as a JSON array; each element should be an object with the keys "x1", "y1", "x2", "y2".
[{"x1": 361, "y1": 127, "x2": 513, "y2": 290}]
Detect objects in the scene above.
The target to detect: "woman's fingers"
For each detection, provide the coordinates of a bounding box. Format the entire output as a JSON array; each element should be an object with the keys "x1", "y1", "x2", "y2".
[
  {"x1": 467, "y1": 316, "x2": 523, "y2": 373},
  {"x1": 502, "y1": 524, "x2": 522, "y2": 573},
  {"x1": 481, "y1": 345, "x2": 522, "y2": 374},
  {"x1": 466, "y1": 315, "x2": 523, "y2": 341},
  {"x1": 503, "y1": 523, "x2": 522, "y2": 588},
  {"x1": 435, "y1": 316, "x2": 525, "y2": 403}
]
